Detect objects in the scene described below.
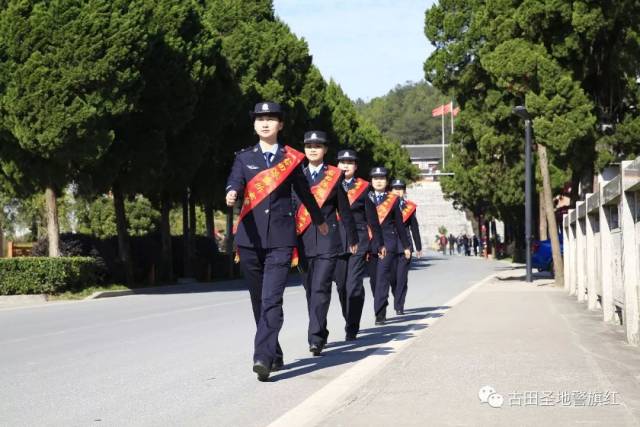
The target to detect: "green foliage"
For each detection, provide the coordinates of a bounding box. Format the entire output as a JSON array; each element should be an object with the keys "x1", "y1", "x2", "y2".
[
  {"x1": 425, "y1": 0, "x2": 640, "y2": 229},
  {"x1": 356, "y1": 81, "x2": 449, "y2": 145},
  {"x1": 0, "y1": 257, "x2": 104, "y2": 295},
  {"x1": 76, "y1": 195, "x2": 160, "y2": 238},
  {"x1": 0, "y1": 0, "x2": 148, "y2": 179}
]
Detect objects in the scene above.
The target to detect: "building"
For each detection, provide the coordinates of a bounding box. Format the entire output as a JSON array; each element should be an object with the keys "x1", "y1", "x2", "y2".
[{"x1": 402, "y1": 144, "x2": 446, "y2": 181}]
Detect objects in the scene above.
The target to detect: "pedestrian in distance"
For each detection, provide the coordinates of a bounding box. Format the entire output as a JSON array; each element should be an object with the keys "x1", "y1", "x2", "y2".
[
  {"x1": 367, "y1": 167, "x2": 411, "y2": 325},
  {"x1": 296, "y1": 131, "x2": 359, "y2": 356},
  {"x1": 389, "y1": 179, "x2": 422, "y2": 315},
  {"x1": 333, "y1": 149, "x2": 385, "y2": 341},
  {"x1": 472, "y1": 234, "x2": 480, "y2": 256},
  {"x1": 225, "y1": 102, "x2": 328, "y2": 382}
]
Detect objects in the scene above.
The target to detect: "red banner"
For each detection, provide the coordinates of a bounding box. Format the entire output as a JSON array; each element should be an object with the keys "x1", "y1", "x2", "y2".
[
  {"x1": 233, "y1": 146, "x2": 305, "y2": 235},
  {"x1": 401, "y1": 200, "x2": 417, "y2": 223},
  {"x1": 295, "y1": 165, "x2": 341, "y2": 235},
  {"x1": 346, "y1": 178, "x2": 369, "y2": 206}
]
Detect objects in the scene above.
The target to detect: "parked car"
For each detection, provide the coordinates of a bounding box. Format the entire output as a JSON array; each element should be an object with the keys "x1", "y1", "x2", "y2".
[{"x1": 532, "y1": 236, "x2": 564, "y2": 272}]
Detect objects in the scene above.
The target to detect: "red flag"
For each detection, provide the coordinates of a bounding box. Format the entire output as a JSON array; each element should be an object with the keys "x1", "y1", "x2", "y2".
[
  {"x1": 431, "y1": 105, "x2": 444, "y2": 117},
  {"x1": 452, "y1": 106, "x2": 460, "y2": 117},
  {"x1": 442, "y1": 102, "x2": 453, "y2": 114}
]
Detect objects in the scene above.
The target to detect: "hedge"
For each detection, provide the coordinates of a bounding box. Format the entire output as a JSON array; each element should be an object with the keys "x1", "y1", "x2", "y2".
[
  {"x1": 0, "y1": 257, "x2": 105, "y2": 295},
  {"x1": 31, "y1": 233, "x2": 229, "y2": 283}
]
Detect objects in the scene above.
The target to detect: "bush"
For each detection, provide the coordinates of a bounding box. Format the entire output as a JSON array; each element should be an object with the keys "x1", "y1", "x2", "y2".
[
  {"x1": 32, "y1": 232, "x2": 225, "y2": 283},
  {"x1": 0, "y1": 257, "x2": 106, "y2": 295}
]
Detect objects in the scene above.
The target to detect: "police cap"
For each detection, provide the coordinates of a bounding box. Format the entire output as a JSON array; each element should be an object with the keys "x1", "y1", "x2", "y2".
[
  {"x1": 370, "y1": 166, "x2": 388, "y2": 178},
  {"x1": 304, "y1": 130, "x2": 328, "y2": 144},
  {"x1": 390, "y1": 179, "x2": 406, "y2": 189},
  {"x1": 250, "y1": 101, "x2": 283, "y2": 118},
  {"x1": 337, "y1": 149, "x2": 358, "y2": 161}
]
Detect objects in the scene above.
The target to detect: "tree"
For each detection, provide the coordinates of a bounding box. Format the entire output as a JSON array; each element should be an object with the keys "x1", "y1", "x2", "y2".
[
  {"x1": 356, "y1": 81, "x2": 449, "y2": 145},
  {"x1": 0, "y1": 0, "x2": 148, "y2": 256},
  {"x1": 423, "y1": 0, "x2": 640, "y2": 271}
]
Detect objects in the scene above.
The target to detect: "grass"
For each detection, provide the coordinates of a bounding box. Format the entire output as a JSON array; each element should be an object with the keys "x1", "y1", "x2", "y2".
[{"x1": 48, "y1": 284, "x2": 130, "y2": 300}]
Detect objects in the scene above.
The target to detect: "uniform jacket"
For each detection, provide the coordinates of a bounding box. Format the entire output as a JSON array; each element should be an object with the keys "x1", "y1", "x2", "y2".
[
  {"x1": 225, "y1": 143, "x2": 324, "y2": 249},
  {"x1": 337, "y1": 179, "x2": 384, "y2": 256},
  {"x1": 398, "y1": 199, "x2": 422, "y2": 252},
  {"x1": 297, "y1": 164, "x2": 358, "y2": 257},
  {"x1": 369, "y1": 191, "x2": 410, "y2": 254}
]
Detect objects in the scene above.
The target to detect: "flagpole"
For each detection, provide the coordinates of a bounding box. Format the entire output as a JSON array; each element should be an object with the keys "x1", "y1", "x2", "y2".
[
  {"x1": 450, "y1": 100, "x2": 455, "y2": 134},
  {"x1": 441, "y1": 110, "x2": 445, "y2": 171}
]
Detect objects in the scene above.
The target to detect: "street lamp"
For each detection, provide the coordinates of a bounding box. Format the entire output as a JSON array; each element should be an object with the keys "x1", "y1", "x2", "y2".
[{"x1": 513, "y1": 105, "x2": 533, "y2": 283}]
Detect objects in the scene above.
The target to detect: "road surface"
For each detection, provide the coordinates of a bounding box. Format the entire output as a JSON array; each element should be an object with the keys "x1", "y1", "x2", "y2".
[{"x1": 0, "y1": 251, "x2": 503, "y2": 426}]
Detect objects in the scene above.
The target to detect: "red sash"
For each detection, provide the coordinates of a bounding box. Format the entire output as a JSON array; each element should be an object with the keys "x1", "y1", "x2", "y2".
[
  {"x1": 346, "y1": 178, "x2": 369, "y2": 206},
  {"x1": 295, "y1": 165, "x2": 341, "y2": 235},
  {"x1": 233, "y1": 146, "x2": 305, "y2": 235},
  {"x1": 292, "y1": 165, "x2": 341, "y2": 266},
  {"x1": 401, "y1": 200, "x2": 417, "y2": 223},
  {"x1": 368, "y1": 193, "x2": 398, "y2": 240}
]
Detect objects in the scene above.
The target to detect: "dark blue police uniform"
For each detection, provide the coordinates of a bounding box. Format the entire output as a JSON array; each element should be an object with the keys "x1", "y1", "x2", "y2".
[
  {"x1": 333, "y1": 149, "x2": 384, "y2": 340},
  {"x1": 367, "y1": 167, "x2": 410, "y2": 324},
  {"x1": 226, "y1": 102, "x2": 325, "y2": 380},
  {"x1": 389, "y1": 179, "x2": 422, "y2": 315},
  {"x1": 297, "y1": 132, "x2": 358, "y2": 355}
]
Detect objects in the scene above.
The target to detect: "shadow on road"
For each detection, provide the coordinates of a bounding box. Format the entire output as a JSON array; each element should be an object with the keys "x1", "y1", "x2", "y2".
[{"x1": 269, "y1": 306, "x2": 450, "y2": 382}]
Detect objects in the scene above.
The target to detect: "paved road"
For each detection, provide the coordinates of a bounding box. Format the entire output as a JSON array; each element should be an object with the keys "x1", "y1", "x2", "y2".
[{"x1": 1, "y1": 251, "x2": 502, "y2": 426}]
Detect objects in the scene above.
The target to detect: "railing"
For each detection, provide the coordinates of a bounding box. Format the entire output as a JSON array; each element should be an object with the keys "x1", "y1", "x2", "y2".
[{"x1": 563, "y1": 157, "x2": 640, "y2": 345}]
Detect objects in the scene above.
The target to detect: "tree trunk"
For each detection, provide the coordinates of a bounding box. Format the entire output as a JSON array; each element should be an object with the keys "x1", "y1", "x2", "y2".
[
  {"x1": 188, "y1": 190, "x2": 197, "y2": 277},
  {"x1": 0, "y1": 218, "x2": 4, "y2": 257},
  {"x1": 45, "y1": 186, "x2": 60, "y2": 257},
  {"x1": 160, "y1": 192, "x2": 173, "y2": 283},
  {"x1": 537, "y1": 144, "x2": 564, "y2": 287},
  {"x1": 112, "y1": 183, "x2": 134, "y2": 285},
  {"x1": 205, "y1": 201, "x2": 214, "y2": 239},
  {"x1": 182, "y1": 189, "x2": 192, "y2": 278},
  {"x1": 539, "y1": 192, "x2": 548, "y2": 240}
]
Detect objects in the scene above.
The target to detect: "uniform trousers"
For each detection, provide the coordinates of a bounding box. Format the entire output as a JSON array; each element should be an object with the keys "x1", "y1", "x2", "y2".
[
  {"x1": 334, "y1": 252, "x2": 367, "y2": 335},
  {"x1": 368, "y1": 252, "x2": 399, "y2": 318},
  {"x1": 237, "y1": 246, "x2": 291, "y2": 365},
  {"x1": 391, "y1": 254, "x2": 411, "y2": 312},
  {"x1": 301, "y1": 254, "x2": 336, "y2": 346}
]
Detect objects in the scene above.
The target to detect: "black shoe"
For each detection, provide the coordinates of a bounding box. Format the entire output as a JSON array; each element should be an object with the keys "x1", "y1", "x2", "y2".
[
  {"x1": 345, "y1": 333, "x2": 357, "y2": 341},
  {"x1": 271, "y1": 358, "x2": 284, "y2": 372},
  {"x1": 309, "y1": 342, "x2": 324, "y2": 356},
  {"x1": 375, "y1": 315, "x2": 386, "y2": 325},
  {"x1": 253, "y1": 360, "x2": 270, "y2": 382},
  {"x1": 396, "y1": 309, "x2": 404, "y2": 315}
]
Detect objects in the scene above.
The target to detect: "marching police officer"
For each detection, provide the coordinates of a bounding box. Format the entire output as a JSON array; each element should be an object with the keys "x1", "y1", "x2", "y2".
[
  {"x1": 367, "y1": 167, "x2": 411, "y2": 325},
  {"x1": 297, "y1": 131, "x2": 358, "y2": 355},
  {"x1": 390, "y1": 179, "x2": 422, "y2": 315},
  {"x1": 334, "y1": 149, "x2": 385, "y2": 340},
  {"x1": 225, "y1": 102, "x2": 328, "y2": 381}
]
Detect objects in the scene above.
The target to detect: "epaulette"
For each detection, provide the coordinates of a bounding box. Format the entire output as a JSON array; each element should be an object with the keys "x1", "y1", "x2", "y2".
[{"x1": 234, "y1": 146, "x2": 252, "y2": 155}]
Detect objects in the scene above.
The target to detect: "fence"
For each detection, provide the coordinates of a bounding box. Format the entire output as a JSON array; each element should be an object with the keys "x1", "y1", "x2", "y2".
[{"x1": 564, "y1": 157, "x2": 640, "y2": 345}]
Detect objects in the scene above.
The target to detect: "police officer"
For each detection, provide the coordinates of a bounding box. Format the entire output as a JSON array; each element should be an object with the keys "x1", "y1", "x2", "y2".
[
  {"x1": 334, "y1": 149, "x2": 385, "y2": 341},
  {"x1": 367, "y1": 167, "x2": 410, "y2": 325},
  {"x1": 297, "y1": 131, "x2": 358, "y2": 356},
  {"x1": 225, "y1": 102, "x2": 328, "y2": 381},
  {"x1": 390, "y1": 179, "x2": 422, "y2": 315}
]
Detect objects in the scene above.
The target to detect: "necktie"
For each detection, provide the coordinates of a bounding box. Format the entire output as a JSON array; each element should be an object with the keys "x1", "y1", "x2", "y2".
[
  {"x1": 311, "y1": 171, "x2": 318, "y2": 182},
  {"x1": 264, "y1": 152, "x2": 273, "y2": 168},
  {"x1": 376, "y1": 194, "x2": 383, "y2": 205}
]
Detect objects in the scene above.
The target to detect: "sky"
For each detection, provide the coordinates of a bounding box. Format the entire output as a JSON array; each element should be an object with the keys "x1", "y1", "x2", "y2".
[{"x1": 273, "y1": 0, "x2": 438, "y2": 101}]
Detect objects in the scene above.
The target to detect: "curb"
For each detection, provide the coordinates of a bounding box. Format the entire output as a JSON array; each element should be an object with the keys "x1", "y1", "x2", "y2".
[
  {"x1": 0, "y1": 294, "x2": 48, "y2": 306},
  {"x1": 268, "y1": 272, "x2": 498, "y2": 427}
]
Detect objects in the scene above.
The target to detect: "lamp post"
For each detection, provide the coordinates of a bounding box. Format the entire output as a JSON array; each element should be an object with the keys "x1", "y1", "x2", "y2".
[{"x1": 513, "y1": 106, "x2": 533, "y2": 283}]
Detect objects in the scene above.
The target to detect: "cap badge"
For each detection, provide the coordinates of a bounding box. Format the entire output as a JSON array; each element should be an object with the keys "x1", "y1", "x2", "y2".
[
  {"x1": 261, "y1": 103, "x2": 269, "y2": 111},
  {"x1": 311, "y1": 132, "x2": 317, "y2": 139}
]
